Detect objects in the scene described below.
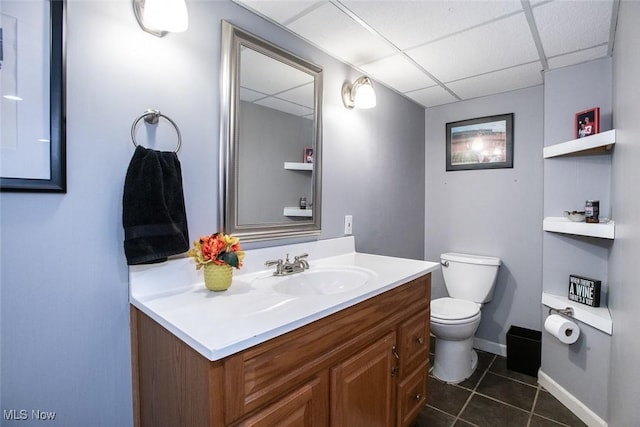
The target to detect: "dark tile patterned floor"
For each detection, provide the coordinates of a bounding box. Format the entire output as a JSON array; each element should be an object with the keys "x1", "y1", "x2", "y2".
[{"x1": 412, "y1": 342, "x2": 588, "y2": 427}]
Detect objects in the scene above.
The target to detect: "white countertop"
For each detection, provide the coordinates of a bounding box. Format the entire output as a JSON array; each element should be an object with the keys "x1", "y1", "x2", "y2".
[{"x1": 129, "y1": 237, "x2": 439, "y2": 361}]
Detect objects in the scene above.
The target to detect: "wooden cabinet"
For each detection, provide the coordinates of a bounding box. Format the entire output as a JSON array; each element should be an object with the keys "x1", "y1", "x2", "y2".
[
  {"x1": 330, "y1": 332, "x2": 396, "y2": 427},
  {"x1": 132, "y1": 274, "x2": 431, "y2": 427},
  {"x1": 237, "y1": 376, "x2": 327, "y2": 427}
]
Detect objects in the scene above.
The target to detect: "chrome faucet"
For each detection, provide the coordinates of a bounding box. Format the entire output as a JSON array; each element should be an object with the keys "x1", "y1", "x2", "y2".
[
  {"x1": 265, "y1": 253, "x2": 310, "y2": 276},
  {"x1": 264, "y1": 258, "x2": 284, "y2": 275}
]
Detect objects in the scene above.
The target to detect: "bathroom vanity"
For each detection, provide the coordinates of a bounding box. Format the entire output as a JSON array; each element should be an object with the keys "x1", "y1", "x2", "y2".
[{"x1": 129, "y1": 238, "x2": 438, "y2": 426}]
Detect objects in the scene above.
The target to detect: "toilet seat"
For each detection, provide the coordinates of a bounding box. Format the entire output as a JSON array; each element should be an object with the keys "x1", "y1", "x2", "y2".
[{"x1": 431, "y1": 297, "x2": 480, "y2": 324}]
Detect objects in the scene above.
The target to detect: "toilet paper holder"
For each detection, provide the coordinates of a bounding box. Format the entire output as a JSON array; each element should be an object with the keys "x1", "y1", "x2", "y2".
[{"x1": 548, "y1": 306, "x2": 574, "y2": 317}]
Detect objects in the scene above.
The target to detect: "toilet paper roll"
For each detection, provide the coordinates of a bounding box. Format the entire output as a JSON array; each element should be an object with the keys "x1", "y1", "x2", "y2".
[{"x1": 545, "y1": 314, "x2": 580, "y2": 344}]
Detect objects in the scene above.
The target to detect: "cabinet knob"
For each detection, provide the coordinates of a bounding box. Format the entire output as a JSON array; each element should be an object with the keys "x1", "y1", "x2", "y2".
[
  {"x1": 416, "y1": 336, "x2": 424, "y2": 345},
  {"x1": 415, "y1": 394, "x2": 421, "y2": 401}
]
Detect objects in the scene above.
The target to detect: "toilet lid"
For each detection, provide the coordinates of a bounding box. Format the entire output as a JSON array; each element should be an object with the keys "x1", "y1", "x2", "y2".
[{"x1": 431, "y1": 297, "x2": 480, "y2": 321}]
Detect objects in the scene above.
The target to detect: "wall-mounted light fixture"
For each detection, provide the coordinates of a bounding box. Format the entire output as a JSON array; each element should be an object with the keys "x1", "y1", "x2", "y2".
[
  {"x1": 133, "y1": 0, "x2": 189, "y2": 37},
  {"x1": 342, "y1": 76, "x2": 376, "y2": 109}
]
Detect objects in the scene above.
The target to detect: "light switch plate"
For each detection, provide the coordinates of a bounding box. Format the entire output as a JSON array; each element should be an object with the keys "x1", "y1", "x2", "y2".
[{"x1": 344, "y1": 215, "x2": 353, "y2": 235}]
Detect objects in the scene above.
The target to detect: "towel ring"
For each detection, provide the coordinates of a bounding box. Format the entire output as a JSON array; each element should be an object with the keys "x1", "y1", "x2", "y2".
[{"x1": 131, "y1": 109, "x2": 182, "y2": 153}]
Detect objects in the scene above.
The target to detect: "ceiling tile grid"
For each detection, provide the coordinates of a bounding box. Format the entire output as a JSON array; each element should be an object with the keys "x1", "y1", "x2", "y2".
[
  {"x1": 233, "y1": 0, "x2": 618, "y2": 109},
  {"x1": 286, "y1": 2, "x2": 397, "y2": 65},
  {"x1": 359, "y1": 54, "x2": 438, "y2": 93},
  {"x1": 547, "y1": 44, "x2": 609, "y2": 69},
  {"x1": 532, "y1": 0, "x2": 613, "y2": 57},
  {"x1": 341, "y1": 0, "x2": 525, "y2": 50},
  {"x1": 405, "y1": 85, "x2": 459, "y2": 108},
  {"x1": 405, "y1": 12, "x2": 540, "y2": 84},
  {"x1": 446, "y1": 61, "x2": 544, "y2": 100}
]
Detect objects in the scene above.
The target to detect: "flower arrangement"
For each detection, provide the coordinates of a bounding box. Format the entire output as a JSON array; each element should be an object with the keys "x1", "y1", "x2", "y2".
[{"x1": 187, "y1": 232, "x2": 245, "y2": 270}]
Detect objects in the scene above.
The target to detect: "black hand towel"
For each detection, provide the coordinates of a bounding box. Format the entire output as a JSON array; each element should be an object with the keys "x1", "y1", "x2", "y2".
[{"x1": 123, "y1": 146, "x2": 189, "y2": 265}]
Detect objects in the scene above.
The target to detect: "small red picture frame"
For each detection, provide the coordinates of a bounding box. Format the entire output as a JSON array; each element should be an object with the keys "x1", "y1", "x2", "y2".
[
  {"x1": 304, "y1": 148, "x2": 313, "y2": 164},
  {"x1": 575, "y1": 107, "x2": 600, "y2": 139}
]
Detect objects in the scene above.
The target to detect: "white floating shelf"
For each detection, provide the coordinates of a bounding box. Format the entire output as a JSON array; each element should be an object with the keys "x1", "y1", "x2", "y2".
[
  {"x1": 543, "y1": 129, "x2": 616, "y2": 158},
  {"x1": 283, "y1": 207, "x2": 312, "y2": 217},
  {"x1": 543, "y1": 217, "x2": 615, "y2": 239},
  {"x1": 542, "y1": 292, "x2": 612, "y2": 335},
  {"x1": 284, "y1": 162, "x2": 313, "y2": 171}
]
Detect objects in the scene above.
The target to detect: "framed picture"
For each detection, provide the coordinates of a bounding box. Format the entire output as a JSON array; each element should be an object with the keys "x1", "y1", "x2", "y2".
[
  {"x1": 575, "y1": 107, "x2": 600, "y2": 139},
  {"x1": 304, "y1": 147, "x2": 313, "y2": 164},
  {"x1": 1, "y1": 0, "x2": 66, "y2": 192},
  {"x1": 446, "y1": 113, "x2": 514, "y2": 171}
]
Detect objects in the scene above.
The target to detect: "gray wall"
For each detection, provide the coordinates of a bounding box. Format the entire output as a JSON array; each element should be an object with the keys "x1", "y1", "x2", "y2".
[
  {"x1": 541, "y1": 58, "x2": 613, "y2": 420},
  {"x1": 238, "y1": 102, "x2": 313, "y2": 224},
  {"x1": 0, "y1": 1, "x2": 425, "y2": 425},
  {"x1": 425, "y1": 86, "x2": 544, "y2": 349},
  {"x1": 608, "y1": 1, "x2": 640, "y2": 423}
]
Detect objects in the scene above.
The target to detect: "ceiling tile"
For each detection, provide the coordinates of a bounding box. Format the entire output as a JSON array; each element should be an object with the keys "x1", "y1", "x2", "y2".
[
  {"x1": 533, "y1": 0, "x2": 613, "y2": 57},
  {"x1": 277, "y1": 83, "x2": 315, "y2": 109},
  {"x1": 233, "y1": 0, "x2": 323, "y2": 25},
  {"x1": 404, "y1": 85, "x2": 458, "y2": 108},
  {"x1": 406, "y1": 12, "x2": 538, "y2": 83},
  {"x1": 240, "y1": 87, "x2": 265, "y2": 102},
  {"x1": 341, "y1": 0, "x2": 523, "y2": 50},
  {"x1": 360, "y1": 54, "x2": 437, "y2": 93},
  {"x1": 255, "y1": 97, "x2": 314, "y2": 117},
  {"x1": 547, "y1": 44, "x2": 608, "y2": 69},
  {"x1": 241, "y1": 48, "x2": 314, "y2": 95},
  {"x1": 446, "y1": 62, "x2": 543, "y2": 100},
  {"x1": 286, "y1": 2, "x2": 396, "y2": 65}
]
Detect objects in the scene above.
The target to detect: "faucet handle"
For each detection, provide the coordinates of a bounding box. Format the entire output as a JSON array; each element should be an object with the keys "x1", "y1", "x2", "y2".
[
  {"x1": 294, "y1": 253, "x2": 309, "y2": 260},
  {"x1": 265, "y1": 259, "x2": 284, "y2": 275}
]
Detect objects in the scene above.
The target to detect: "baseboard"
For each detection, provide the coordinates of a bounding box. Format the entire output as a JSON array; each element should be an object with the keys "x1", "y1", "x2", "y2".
[
  {"x1": 538, "y1": 370, "x2": 608, "y2": 427},
  {"x1": 473, "y1": 337, "x2": 507, "y2": 357}
]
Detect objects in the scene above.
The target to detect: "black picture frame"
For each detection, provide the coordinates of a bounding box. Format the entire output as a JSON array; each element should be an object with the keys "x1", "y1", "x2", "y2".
[
  {"x1": 1, "y1": 0, "x2": 66, "y2": 192},
  {"x1": 446, "y1": 113, "x2": 514, "y2": 171}
]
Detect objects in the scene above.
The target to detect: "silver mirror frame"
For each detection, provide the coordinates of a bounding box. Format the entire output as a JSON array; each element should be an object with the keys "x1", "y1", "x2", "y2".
[{"x1": 219, "y1": 21, "x2": 323, "y2": 242}]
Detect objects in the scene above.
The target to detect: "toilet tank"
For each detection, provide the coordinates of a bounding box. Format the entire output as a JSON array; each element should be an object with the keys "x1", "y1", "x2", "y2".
[{"x1": 441, "y1": 252, "x2": 501, "y2": 303}]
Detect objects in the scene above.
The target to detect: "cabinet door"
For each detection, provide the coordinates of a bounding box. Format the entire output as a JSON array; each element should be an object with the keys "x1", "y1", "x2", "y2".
[
  {"x1": 398, "y1": 311, "x2": 429, "y2": 378},
  {"x1": 330, "y1": 332, "x2": 396, "y2": 427},
  {"x1": 237, "y1": 375, "x2": 328, "y2": 427}
]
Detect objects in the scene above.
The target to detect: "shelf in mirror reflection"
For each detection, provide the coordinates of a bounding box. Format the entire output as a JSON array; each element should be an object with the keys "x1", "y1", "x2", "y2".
[
  {"x1": 284, "y1": 162, "x2": 313, "y2": 171},
  {"x1": 284, "y1": 207, "x2": 312, "y2": 217}
]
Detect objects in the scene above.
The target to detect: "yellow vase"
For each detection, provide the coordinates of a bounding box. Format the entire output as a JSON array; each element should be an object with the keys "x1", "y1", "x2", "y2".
[{"x1": 203, "y1": 263, "x2": 233, "y2": 291}]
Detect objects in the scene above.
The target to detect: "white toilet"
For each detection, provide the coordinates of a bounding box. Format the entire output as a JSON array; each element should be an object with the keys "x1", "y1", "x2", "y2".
[{"x1": 431, "y1": 252, "x2": 501, "y2": 384}]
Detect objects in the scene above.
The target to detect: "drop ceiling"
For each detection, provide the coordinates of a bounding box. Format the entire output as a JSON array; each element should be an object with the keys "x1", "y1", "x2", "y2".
[{"x1": 232, "y1": 0, "x2": 619, "y2": 109}]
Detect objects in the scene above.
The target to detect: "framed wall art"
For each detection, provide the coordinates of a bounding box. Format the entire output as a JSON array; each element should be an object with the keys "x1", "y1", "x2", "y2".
[
  {"x1": 446, "y1": 113, "x2": 514, "y2": 171},
  {"x1": 304, "y1": 147, "x2": 313, "y2": 164},
  {"x1": 1, "y1": 0, "x2": 66, "y2": 192},
  {"x1": 575, "y1": 107, "x2": 599, "y2": 139}
]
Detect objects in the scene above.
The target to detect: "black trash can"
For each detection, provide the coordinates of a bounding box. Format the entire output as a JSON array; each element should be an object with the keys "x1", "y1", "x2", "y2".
[{"x1": 506, "y1": 326, "x2": 541, "y2": 377}]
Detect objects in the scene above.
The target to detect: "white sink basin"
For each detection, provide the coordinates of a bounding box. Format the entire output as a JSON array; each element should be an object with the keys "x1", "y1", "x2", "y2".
[{"x1": 269, "y1": 266, "x2": 377, "y2": 296}]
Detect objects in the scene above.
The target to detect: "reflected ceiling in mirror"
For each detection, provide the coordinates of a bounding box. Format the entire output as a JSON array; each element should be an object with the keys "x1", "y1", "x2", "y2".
[{"x1": 220, "y1": 21, "x2": 323, "y2": 242}]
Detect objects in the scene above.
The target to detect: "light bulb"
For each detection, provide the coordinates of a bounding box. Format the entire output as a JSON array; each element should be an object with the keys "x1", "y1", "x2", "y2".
[
  {"x1": 143, "y1": 0, "x2": 188, "y2": 33},
  {"x1": 354, "y1": 82, "x2": 376, "y2": 109}
]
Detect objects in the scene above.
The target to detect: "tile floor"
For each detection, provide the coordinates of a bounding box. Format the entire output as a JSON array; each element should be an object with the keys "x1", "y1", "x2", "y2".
[{"x1": 412, "y1": 344, "x2": 588, "y2": 427}]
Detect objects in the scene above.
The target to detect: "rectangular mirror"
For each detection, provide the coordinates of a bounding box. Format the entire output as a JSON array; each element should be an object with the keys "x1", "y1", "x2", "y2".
[{"x1": 219, "y1": 21, "x2": 322, "y2": 242}]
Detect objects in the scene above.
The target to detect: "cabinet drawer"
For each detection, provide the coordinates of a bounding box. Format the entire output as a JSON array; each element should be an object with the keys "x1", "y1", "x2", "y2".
[
  {"x1": 396, "y1": 361, "x2": 428, "y2": 427},
  {"x1": 235, "y1": 375, "x2": 328, "y2": 427},
  {"x1": 398, "y1": 310, "x2": 429, "y2": 377}
]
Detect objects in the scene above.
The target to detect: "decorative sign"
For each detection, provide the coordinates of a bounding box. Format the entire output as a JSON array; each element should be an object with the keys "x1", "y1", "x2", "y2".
[{"x1": 568, "y1": 275, "x2": 601, "y2": 307}]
